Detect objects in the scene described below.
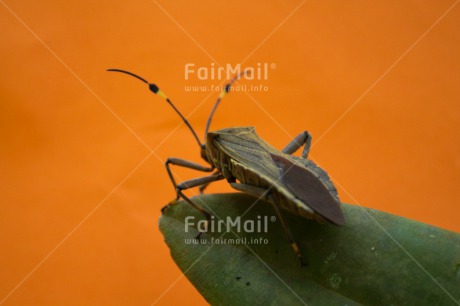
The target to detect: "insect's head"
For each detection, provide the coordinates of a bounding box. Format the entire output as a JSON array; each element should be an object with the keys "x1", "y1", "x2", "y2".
[{"x1": 107, "y1": 68, "x2": 249, "y2": 162}]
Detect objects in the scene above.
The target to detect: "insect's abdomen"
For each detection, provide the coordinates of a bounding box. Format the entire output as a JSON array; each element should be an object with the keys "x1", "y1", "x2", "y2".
[
  {"x1": 208, "y1": 127, "x2": 342, "y2": 224},
  {"x1": 227, "y1": 158, "x2": 318, "y2": 221}
]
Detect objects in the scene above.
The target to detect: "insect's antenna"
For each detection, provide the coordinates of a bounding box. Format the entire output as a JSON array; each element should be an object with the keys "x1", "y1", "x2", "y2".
[
  {"x1": 107, "y1": 68, "x2": 203, "y2": 148},
  {"x1": 204, "y1": 69, "x2": 251, "y2": 139}
]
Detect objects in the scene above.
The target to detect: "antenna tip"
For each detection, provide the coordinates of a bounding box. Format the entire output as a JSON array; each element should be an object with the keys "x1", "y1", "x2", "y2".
[{"x1": 106, "y1": 68, "x2": 149, "y2": 84}]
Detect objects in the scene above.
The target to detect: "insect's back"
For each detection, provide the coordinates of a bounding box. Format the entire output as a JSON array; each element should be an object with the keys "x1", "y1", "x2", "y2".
[{"x1": 206, "y1": 127, "x2": 344, "y2": 225}]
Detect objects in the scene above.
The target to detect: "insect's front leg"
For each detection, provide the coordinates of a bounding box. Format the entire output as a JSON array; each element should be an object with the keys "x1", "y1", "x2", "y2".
[
  {"x1": 175, "y1": 174, "x2": 225, "y2": 239},
  {"x1": 165, "y1": 158, "x2": 215, "y2": 199},
  {"x1": 198, "y1": 170, "x2": 222, "y2": 194},
  {"x1": 282, "y1": 131, "x2": 312, "y2": 159},
  {"x1": 229, "y1": 182, "x2": 307, "y2": 267}
]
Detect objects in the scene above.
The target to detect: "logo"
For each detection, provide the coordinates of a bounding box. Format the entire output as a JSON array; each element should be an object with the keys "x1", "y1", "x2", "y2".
[
  {"x1": 184, "y1": 63, "x2": 275, "y2": 80},
  {"x1": 184, "y1": 215, "x2": 276, "y2": 234}
]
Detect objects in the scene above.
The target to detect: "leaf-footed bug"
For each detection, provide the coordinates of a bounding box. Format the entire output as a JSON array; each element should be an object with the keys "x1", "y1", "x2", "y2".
[{"x1": 107, "y1": 68, "x2": 344, "y2": 266}]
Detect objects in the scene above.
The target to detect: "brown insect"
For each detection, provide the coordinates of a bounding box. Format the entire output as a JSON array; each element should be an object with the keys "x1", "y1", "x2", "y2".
[{"x1": 108, "y1": 68, "x2": 344, "y2": 266}]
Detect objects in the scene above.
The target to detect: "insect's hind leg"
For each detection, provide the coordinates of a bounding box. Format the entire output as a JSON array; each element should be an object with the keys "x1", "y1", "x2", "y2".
[
  {"x1": 270, "y1": 199, "x2": 308, "y2": 267},
  {"x1": 282, "y1": 131, "x2": 311, "y2": 159},
  {"x1": 175, "y1": 173, "x2": 225, "y2": 238},
  {"x1": 230, "y1": 183, "x2": 307, "y2": 267}
]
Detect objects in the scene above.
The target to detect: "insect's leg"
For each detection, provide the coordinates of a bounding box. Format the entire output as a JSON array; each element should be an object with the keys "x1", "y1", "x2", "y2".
[
  {"x1": 270, "y1": 201, "x2": 308, "y2": 267},
  {"x1": 198, "y1": 183, "x2": 210, "y2": 194},
  {"x1": 230, "y1": 183, "x2": 307, "y2": 267},
  {"x1": 165, "y1": 158, "x2": 215, "y2": 198},
  {"x1": 199, "y1": 170, "x2": 221, "y2": 194},
  {"x1": 176, "y1": 174, "x2": 225, "y2": 238},
  {"x1": 282, "y1": 131, "x2": 312, "y2": 159}
]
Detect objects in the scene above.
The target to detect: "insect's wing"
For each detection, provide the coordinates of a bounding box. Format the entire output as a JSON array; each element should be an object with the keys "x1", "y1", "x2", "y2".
[{"x1": 270, "y1": 153, "x2": 345, "y2": 225}]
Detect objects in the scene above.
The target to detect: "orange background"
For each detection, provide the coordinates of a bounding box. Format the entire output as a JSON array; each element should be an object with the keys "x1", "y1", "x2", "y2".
[{"x1": 1, "y1": 1, "x2": 459, "y2": 305}]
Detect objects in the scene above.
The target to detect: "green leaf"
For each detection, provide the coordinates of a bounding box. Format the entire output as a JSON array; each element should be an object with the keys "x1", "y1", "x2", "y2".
[{"x1": 159, "y1": 193, "x2": 460, "y2": 305}]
